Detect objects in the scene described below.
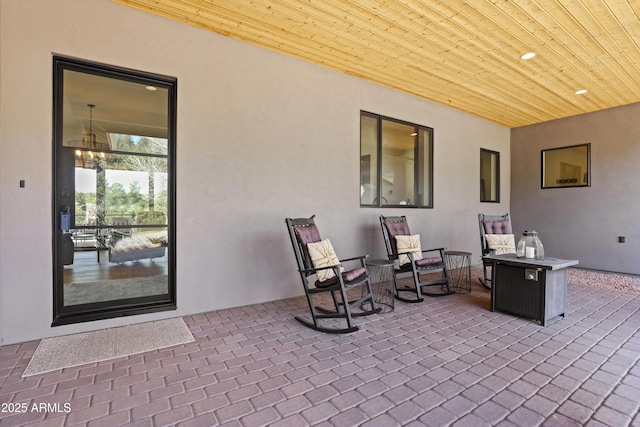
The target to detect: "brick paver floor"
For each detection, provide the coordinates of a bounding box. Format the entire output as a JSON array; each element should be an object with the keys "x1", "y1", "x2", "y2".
[{"x1": 1, "y1": 268, "x2": 639, "y2": 426}]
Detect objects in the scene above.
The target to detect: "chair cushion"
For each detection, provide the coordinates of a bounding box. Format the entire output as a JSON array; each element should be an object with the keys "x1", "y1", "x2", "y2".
[
  {"x1": 383, "y1": 219, "x2": 411, "y2": 256},
  {"x1": 395, "y1": 234, "x2": 423, "y2": 266},
  {"x1": 416, "y1": 256, "x2": 443, "y2": 267},
  {"x1": 385, "y1": 220, "x2": 411, "y2": 237},
  {"x1": 342, "y1": 267, "x2": 366, "y2": 282},
  {"x1": 485, "y1": 233, "x2": 516, "y2": 254},
  {"x1": 307, "y1": 239, "x2": 343, "y2": 282},
  {"x1": 483, "y1": 220, "x2": 512, "y2": 234},
  {"x1": 294, "y1": 224, "x2": 321, "y2": 269},
  {"x1": 315, "y1": 267, "x2": 366, "y2": 288}
]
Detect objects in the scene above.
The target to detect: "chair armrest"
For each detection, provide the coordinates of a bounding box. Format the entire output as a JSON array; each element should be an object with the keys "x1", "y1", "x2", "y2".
[
  {"x1": 420, "y1": 247, "x2": 446, "y2": 254},
  {"x1": 299, "y1": 264, "x2": 343, "y2": 275},
  {"x1": 299, "y1": 255, "x2": 368, "y2": 275},
  {"x1": 338, "y1": 254, "x2": 368, "y2": 263}
]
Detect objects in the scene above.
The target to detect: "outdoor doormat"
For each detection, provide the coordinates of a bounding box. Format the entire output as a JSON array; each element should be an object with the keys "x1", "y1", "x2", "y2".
[{"x1": 22, "y1": 317, "x2": 194, "y2": 377}]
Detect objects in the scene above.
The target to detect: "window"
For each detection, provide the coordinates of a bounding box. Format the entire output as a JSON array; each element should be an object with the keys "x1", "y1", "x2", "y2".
[
  {"x1": 360, "y1": 112, "x2": 433, "y2": 208},
  {"x1": 53, "y1": 56, "x2": 176, "y2": 326},
  {"x1": 541, "y1": 143, "x2": 590, "y2": 189},
  {"x1": 480, "y1": 148, "x2": 500, "y2": 202}
]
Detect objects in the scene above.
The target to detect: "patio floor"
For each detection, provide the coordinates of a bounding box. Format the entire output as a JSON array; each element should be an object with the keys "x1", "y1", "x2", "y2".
[{"x1": 1, "y1": 269, "x2": 639, "y2": 426}]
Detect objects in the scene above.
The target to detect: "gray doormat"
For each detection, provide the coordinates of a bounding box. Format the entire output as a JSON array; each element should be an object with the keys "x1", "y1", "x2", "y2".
[{"x1": 22, "y1": 318, "x2": 194, "y2": 377}]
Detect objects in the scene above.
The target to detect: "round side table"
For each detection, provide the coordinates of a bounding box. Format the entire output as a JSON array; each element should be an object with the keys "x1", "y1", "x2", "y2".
[
  {"x1": 364, "y1": 259, "x2": 395, "y2": 313},
  {"x1": 444, "y1": 251, "x2": 472, "y2": 294}
]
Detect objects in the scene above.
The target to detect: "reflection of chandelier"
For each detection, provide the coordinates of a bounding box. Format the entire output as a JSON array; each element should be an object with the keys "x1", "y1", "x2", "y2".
[
  {"x1": 75, "y1": 149, "x2": 104, "y2": 169},
  {"x1": 83, "y1": 104, "x2": 97, "y2": 148},
  {"x1": 75, "y1": 104, "x2": 108, "y2": 169}
]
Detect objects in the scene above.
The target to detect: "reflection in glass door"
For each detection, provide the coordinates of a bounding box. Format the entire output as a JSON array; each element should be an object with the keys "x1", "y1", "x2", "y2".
[{"x1": 53, "y1": 57, "x2": 176, "y2": 325}]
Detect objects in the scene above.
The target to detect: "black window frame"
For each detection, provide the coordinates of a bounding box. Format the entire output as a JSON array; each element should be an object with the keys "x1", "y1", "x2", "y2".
[
  {"x1": 480, "y1": 148, "x2": 500, "y2": 203},
  {"x1": 541, "y1": 143, "x2": 591, "y2": 189},
  {"x1": 360, "y1": 111, "x2": 434, "y2": 208}
]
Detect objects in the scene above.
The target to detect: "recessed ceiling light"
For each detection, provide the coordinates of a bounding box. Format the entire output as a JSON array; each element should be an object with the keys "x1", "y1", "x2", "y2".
[
  {"x1": 575, "y1": 89, "x2": 588, "y2": 95},
  {"x1": 520, "y1": 52, "x2": 536, "y2": 60},
  {"x1": 145, "y1": 86, "x2": 157, "y2": 91}
]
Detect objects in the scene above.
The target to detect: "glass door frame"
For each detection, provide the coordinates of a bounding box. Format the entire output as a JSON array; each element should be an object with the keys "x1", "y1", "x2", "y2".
[{"x1": 52, "y1": 55, "x2": 177, "y2": 326}]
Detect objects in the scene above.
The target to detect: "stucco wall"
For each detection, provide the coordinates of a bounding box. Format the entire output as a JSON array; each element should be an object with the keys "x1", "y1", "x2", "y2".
[
  {"x1": 511, "y1": 103, "x2": 640, "y2": 274},
  {"x1": 0, "y1": 0, "x2": 510, "y2": 345}
]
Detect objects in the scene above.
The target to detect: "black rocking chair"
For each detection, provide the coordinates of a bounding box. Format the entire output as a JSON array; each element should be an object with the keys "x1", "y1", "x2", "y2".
[
  {"x1": 285, "y1": 216, "x2": 380, "y2": 333},
  {"x1": 478, "y1": 213, "x2": 515, "y2": 289},
  {"x1": 380, "y1": 215, "x2": 454, "y2": 303}
]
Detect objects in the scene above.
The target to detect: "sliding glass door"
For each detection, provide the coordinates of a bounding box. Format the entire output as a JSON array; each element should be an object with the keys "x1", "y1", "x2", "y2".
[{"x1": 52, "y1": 56, "x2": 176, "y2": 325}]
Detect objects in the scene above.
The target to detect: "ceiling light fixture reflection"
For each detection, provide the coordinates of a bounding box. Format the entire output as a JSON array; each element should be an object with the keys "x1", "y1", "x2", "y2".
[
  {"x1": 83, "y1": 104, "x2": 97, "y2": 148},
  {"x1": 520, "y1": 52, "x2": 536, "y2": 60},
  {"x1": 75, "y1": 148, "x2": 102, "y2": 169},
  {"x1": 575, "y1": 89, "x2": 588, "y2": 95},
  {"x1": 145, "y1": 86, "x2": 157, "y2": 91}
]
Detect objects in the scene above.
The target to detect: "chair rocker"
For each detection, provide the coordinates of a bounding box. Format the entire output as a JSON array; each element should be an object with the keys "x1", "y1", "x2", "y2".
[
  {"x1": 285, "y1": 216, "x2": 380, "y2": 333},
  {"x1": 380, "y1": 215, "x2": 454, "y2": 303},
  {"x1": 478, "y1": 213, "x2": 516, "y2": 289}
]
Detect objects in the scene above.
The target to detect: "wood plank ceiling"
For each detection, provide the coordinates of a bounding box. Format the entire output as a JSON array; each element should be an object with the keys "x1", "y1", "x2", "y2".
[{"x1": 111, "y1": 0, "x2": 640, "y2": 128}]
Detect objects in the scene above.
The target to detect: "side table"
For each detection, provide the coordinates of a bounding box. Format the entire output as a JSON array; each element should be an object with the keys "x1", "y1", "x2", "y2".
[
  {"x1": 444, "y1": 251, "x2": 472, "y2": 294},
  {"x1": 364, "y1": 259, "x2": 395, "y2": 313}
]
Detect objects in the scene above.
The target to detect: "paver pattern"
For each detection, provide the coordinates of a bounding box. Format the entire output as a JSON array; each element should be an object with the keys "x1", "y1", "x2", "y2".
[{"x1": 1, "y1": 271, "x2": 639, "y2": 426}]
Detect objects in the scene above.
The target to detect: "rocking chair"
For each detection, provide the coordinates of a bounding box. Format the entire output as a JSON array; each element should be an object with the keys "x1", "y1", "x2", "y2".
[
  {"x1": 478, "y1": 213, "x2": 516, "y2": 289},
  {"x1": 380, "y1": 215, "x2": 454, "y2": 303},
  {"x1": 285, "y1": 216, "x2": 380, "y2": 333}
]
